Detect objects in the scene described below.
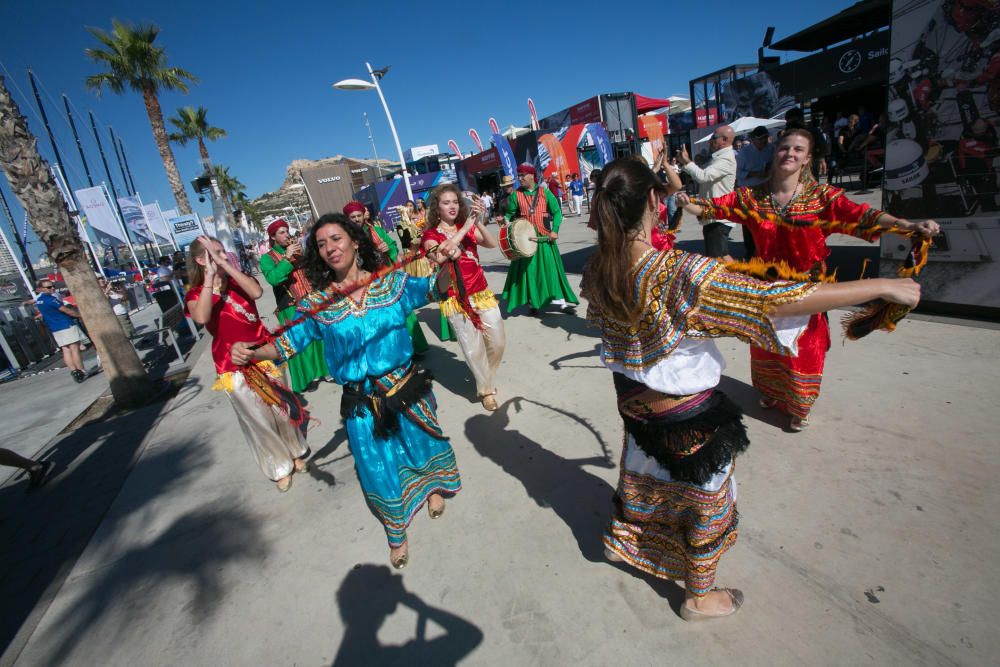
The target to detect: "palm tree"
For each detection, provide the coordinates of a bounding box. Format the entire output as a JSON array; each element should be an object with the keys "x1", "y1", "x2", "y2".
[
  {"x1": 84, "y1": 20, "x2": 197, "y2": 215},
  {"x1": 0, "y1": 75, "x2": 157, "y2": 407},
  {"x1": 168, "y1": 106, "x2": 226, "y2": 167}
]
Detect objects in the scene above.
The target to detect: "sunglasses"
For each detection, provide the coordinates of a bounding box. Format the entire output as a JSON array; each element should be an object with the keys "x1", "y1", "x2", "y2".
[{"x1": 41, "y1": 284, "x2": 54, "y2": 289}]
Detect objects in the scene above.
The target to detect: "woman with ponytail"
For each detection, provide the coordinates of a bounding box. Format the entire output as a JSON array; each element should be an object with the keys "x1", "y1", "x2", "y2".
[
  {"x1": 585, "y1": 158, "x2": 921, "y2": 620},
  {"x1": 677, "y1": 128, "x2": 939, "y2": 430}
]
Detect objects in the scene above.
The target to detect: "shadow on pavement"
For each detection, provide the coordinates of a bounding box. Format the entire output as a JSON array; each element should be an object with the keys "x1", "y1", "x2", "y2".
[
  {"x1": 548, "y1": 343, "x2": 602, "y2": 370},
  {"x1": 0, "y1": 391, "x2": 206, "y2": 663},
  {"x1": 331, "y1": 563, "x2": 482, "y2": 667},
  {"x1": 464, "y1": 397, "x2": 614, "y2": 564},
  {"x1": 40, "y1": 503, "x2": 268, "y2": 665}
]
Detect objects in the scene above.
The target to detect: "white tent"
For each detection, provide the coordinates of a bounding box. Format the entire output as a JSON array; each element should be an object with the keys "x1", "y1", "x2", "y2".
[{"x1": 694, "y1": 116, "x2": 786, "y2": 143}]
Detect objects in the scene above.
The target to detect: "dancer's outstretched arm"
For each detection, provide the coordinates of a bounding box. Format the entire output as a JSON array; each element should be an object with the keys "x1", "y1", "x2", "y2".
[{"x1": 773, "y1": 278, "x2": 920, "y2": 318}]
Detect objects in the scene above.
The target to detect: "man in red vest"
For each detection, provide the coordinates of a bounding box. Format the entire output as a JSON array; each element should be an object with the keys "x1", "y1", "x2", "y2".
[{"x1": 501, "y1": 163, "x2": 578, "y2": 315}]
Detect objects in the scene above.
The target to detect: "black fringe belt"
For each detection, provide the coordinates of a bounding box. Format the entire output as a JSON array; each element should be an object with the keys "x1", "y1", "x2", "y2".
[{"x1": 340, "y1": 365, "x2": 435, "y2": 439}]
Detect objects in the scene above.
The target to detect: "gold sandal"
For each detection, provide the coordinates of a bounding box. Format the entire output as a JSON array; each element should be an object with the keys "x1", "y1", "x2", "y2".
[
  {"x1": 428, "y1": 496, "x2": 446, "y2": 519},
  {"x1": 276, "y1": 475, "x2": 293, "y2": 492},
  {"x1": 481, "y1": 394, "x2": 498, "y2": 411},
  {"x1": 390, "y1": 546, "x2": 409, "y2": 569}
]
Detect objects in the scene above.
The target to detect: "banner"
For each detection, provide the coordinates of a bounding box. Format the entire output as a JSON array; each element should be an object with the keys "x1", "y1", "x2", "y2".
[
  {"x1": 117, "y1": 195, "x2": 153, "y2": 243},
  {"x1": 879, "y1": 0, "x2": 1000, "y2": 312},
  {"x1": 538, "y1": 134, "x2": 569, "y2": 181},
  {"x1": 74, "y1": 186, "x2": 124, "y2": 242},
  {"x1": 528, "y1": 98, "x2": 538, "y2": 130},
  {"x1": 168, "y1": 214, "x2": 206, "y2": 251},
  {"x1": 488, "y1": 118, "x2": 500, "y2": 135},
  {"x1": 469, "y1": 128, "x2": 483, "y2": 153},
  {"x1": 584, "y1": 123, "x2": 614, "y2": 166},
  {"x1": 491, "y1": 133, "x2": 517, "y2": 179},
  {"x1": 142, "y1": 202, "x2": 174, "y2": 246},
  {"x1": 448, "y1": 139, "x2": 462, "y2": 157},
  {"x1": 639, "y1": 115, "x2": 667, "y2": 164}
]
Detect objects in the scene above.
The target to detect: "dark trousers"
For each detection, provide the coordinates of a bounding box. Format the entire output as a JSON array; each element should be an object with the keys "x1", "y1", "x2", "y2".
[
  {"x1": 702, "y1": 222, "x2": 732, "y2": 258},
  {"x1": 742, "y1": 225, "x2": 757, "y2": 259}
]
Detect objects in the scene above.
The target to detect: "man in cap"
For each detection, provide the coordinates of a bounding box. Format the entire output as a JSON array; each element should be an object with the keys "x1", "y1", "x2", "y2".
[
  {"x1": 677, "y1": 125, "x2": 737, "y2": 258},
  {"x1": 735, "y1": 125, "x2": 774, "y2": 257},
  {"x1": 259, "y1": 218, "x2": 329, "y2": 392},
  {"x1": 493, "y1": 175, "x2": 515, "y2": 225},
  {"x1": 342, "y1": 201, "x2": 429, "y2": 354},
  {"x1": 501, "y1": 163, "x2": 578, "y2": 315}
]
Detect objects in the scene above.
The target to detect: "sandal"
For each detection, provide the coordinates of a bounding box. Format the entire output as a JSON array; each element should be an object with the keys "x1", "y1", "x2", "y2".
[
  {"x1": 481, "y1": 394, "x2": 498, "y2": 411},
  {"x1": 390, "y1": 545, "x2": 409, "y2": 569},
  {"x1": 428, "y1": 495, "x2": 446, "y2": 519},
  {"x1": 27, "y1": 460, "x2": 53, "y2": 489},
  {"x1": 680, "y1": 588, "x2": 744, "y2": 622},
  {"x1": 276, "y1": 475, "x2": 293, "y2": 492},
  {"x1": 759, "y1": 396, "x2": 777, "y2": 409},
  {"x1": 293, "y1": 458, "x2": 309, "y2": 473},
  {"x1": 789, "y1": 416, "x2": 810, "y2": 432},
  {"x1": 604, "y1": 547, "x2": 624, "y2": 562}
]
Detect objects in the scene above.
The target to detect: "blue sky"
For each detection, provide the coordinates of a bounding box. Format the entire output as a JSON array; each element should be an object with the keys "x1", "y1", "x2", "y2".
[{"x1": 1, "y1": 0, "x2": 858, "y2": 261}]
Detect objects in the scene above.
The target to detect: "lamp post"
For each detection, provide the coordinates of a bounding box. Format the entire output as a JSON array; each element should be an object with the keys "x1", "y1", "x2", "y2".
[
  {"x1": 333, "y1": 63, "x2": 413, "y2": 201},
  {"x1": 284, "y1": 205, "x2": 301, "y2": 231}
]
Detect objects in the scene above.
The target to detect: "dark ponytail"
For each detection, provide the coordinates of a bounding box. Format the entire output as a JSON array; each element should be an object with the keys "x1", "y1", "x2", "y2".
[{"x1": 582, "y1": 159, "x2": 668, "y2": 323}]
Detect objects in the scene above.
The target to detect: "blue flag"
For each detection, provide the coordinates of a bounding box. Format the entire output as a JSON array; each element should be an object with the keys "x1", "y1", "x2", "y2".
[
  {"x1": 585, "y1": 123, "x2": 614, "y2": 166},
  {"x1": 492, "y1": 133, "x2": 517, "y2": 178}
]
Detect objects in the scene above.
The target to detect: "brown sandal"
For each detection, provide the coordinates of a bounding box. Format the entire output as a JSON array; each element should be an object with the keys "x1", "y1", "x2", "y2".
[
  {"x1": 680, "y1": 588, "x2": 744, "y2": 622},
  {"x1": 481, "y1": 394, "x2": 498, "y2": 411}
]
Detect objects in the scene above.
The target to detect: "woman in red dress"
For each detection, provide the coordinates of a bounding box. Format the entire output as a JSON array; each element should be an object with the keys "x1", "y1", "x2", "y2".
[
  {"x1": 185, "y1": 235, "x2": 309, "y2": 491},
  {"x1": 678, "y1": 129, "x2": 939, "y2": 431},
  {"x1": 422, "y1": 184, "x2": 506, "y2": 411}
]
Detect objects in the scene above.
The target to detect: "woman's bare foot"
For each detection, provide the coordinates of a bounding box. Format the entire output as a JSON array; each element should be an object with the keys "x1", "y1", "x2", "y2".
[
  {"x1": 293, "y1": 457, "x2": 308, "y2": 473},
  {"x1": 276, "y1": 474, "x2": 293, "y2": 492},
  {"x1": 428, "y1": 493, "x2": 446, "y2": 519}
]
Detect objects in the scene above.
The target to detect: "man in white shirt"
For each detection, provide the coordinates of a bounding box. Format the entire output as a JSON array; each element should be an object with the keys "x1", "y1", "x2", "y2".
[
  {"x1": 678, "y1": 124, "x2": 737, "y2": 257},
  {"x1": 735, "y1": 125, "x2": 773, "y2": 258},
  {"x1": 479, "y1": 191, "x2": 493, "y2": 221}
]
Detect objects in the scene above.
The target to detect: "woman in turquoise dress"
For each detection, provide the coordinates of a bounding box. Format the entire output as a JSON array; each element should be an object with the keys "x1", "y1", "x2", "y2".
[{"x1": 231, "y1": 213, "x2": 460, "y2": 569}]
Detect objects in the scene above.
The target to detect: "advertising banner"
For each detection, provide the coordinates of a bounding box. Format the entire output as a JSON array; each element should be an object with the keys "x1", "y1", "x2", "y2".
[
  {"x1": 143, "y1": 202, "x2": 174, "y2": 246},
  {"x1": 539, "y1": 96, "x2": 601, "y2": 131},
  {"x1": 169, "y1": 214, "x2": 206, "y2": 251},
  {"x1": 584, "y1": 124, "x2": 614, "y2": 166},
  {"x1": 74, "y1": 186, "x2": 124, "y2": 242},
  {"x1": 538, "y1": 133, "x2": 569, "y2": 181},
  {"x1": 639, "y1": 114, "x2": 667, "y2": 163},
  {"x1": 489, "y1": 118, "x2": 500, "y2": 135},
  {"x1": 879, "y1": 0, "x2": 1000, "y2": 312},
  {"x1": 356, "y1": 171, "x2": 455, "y2": 228},
  {"x1": 528, "y1": 98, "x2": 538, "y2": 129},
  {"x1": 117, "y1": 195, "x2": 153, "y2": 243},
  {"x1": 448, "y1": 139, "x2": 462, "y2": 157},
  {"x1": 492, "y1": 133, "x2": 517, "y2": 179}
]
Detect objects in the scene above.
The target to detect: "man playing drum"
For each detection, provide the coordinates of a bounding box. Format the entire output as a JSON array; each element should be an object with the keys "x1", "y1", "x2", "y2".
[{"x1": 501, "y1": 163, "x2": 579, "y2": 315}]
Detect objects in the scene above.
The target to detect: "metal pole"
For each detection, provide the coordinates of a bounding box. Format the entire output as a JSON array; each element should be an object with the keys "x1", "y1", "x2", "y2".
[
  {"x1": 366, "y1": 62, "x2": 413, "y2": 202},
  {"x1": 27, "y1": 70, "x2": 72, "y2": 195},
  {"x1": 364, "y1": 112, "x2": 383, "y2": 178},
  {"x1": 109, "y1": 127, "x2": 131, "y2": 195},
  {"x1": 0, "y1": 186, "x2": 37, "y2": 284},
  {"x1": 118, "y1": 138, "x2": 138, "y2": 195},
  {"x1": 64, "y1": 95, "x2": 94, "y2": 186},
  {"x1": 0, "y1": 221, "x2": 35, "y2": 297},
  {"x1": 90, "y1": 111, "x2": 149, "y2": 265}
]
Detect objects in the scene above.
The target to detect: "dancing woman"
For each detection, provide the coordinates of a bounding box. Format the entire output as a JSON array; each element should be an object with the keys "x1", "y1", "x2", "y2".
[
  {"x1": 422, "y1": 184, "x2": 506, "y2": 411},
  {"x1": 584, "y1": 159, "x2": 921, "y2": 620},
  {"x1": 677, "y1": 128, "x2": 939, "y2": 430},
  {"x1": 230, "y1": 214, "x2": 460, "y2": 569},
  {"x1": 185, "y1": 236, "x2": 308, "y2": 492}
]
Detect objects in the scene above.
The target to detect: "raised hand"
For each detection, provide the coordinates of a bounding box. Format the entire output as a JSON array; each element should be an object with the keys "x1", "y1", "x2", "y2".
[
  {"x1": 881, "y1": 278, "x2": 921, "y2": 308},
  {"x1": 675, "y1": 192, "x2": 692, "y2": 207},
  {"x1": 229, "y1": 341, "x2": 254, "y2": 366}
]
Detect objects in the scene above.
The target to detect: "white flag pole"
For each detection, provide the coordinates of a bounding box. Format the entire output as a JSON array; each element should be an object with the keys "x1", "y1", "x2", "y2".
[
  {"x1": 102, "y1": 182, "x2": 141, "y2": 271},
  {"x1": 157, "y1": 202, "x2": 179, "y2": 251}
]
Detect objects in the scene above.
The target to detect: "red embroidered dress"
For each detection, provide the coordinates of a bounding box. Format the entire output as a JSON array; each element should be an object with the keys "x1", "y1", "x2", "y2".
[
  {"x1": 694, "y1": 182, "x2": 886, "y2": 419},
  {"x1": 422, "y1": 226, "x2": 497, "y2": 318},
  {"x1": 185, "y1": 283, "x2": 270, "y2": 377}
]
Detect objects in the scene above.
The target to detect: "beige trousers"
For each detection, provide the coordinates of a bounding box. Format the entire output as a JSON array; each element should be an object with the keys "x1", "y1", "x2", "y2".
[
  {"x1": 225, "y1": 372, "x2": 308, "y2": 480},
  {"x1": 447, "y1": 306, "x2": 505, "y2": 398}
]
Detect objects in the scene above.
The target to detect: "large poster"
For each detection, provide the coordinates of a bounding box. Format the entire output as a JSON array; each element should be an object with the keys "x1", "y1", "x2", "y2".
[
  {"x1": 880, "y1": 0, "x2": 1000, "y2": 312},
  {"x1": 300, "y1": 163, "x2": 356, "y2": 218},
  {"x1": 117, "y1": 195, "x2": 154, "y2": 243},
  {"x1": 74, "y1": 186, "x2": 124, "y2": 242},
  {"x1": 169, "y1": 214, "x2": 206, "y2": 251}
]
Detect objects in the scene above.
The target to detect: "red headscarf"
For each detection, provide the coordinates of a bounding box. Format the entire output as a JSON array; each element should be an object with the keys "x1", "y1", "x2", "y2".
[
  {"x1": 343, "y1": 201, "x2": 366, "y2": 217},
  {"x1": 516, "y1": 163, "x2": 536, "y2": 176},
  {"x1": 267, "y1": 218, "x2": 288, "y2": 238}
]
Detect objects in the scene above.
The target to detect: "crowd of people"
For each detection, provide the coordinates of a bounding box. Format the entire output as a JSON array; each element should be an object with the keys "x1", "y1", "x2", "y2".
[{"x1": 179, "y1": 125, "x2": 938, "y2": 622}]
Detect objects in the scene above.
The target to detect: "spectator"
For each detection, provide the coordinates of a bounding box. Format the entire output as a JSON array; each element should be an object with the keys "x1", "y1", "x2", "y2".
[
  {"x1": 677, "y1": 125, "x2": 738, "y2": 257},
  {"x1": 155, "y1": 255, "x2": 173, "y2": 282},
  {"x1": 98, "y1": 275, "x2": 136, "y2": 338},
  {"x1": 34, "y1": 279, "x2": 87, "y2": 383},
  {"x1": 568, "y1": 173, "x2": 585, "y2": 216}
]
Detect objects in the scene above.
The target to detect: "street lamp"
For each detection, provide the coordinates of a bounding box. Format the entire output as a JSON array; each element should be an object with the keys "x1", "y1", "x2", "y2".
[
  {"x1": 283, "y1": 205, "x2": 301, "y2": 231},
  {"x1": 333, "y1": 63, "x2": 413, "y2": 202}
]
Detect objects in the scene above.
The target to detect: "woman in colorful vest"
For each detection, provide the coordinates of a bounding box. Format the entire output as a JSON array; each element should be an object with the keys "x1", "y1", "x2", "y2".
[
  {"x1": 423, "y1": 184, "x2": 506, "y2": 411},
  {"x1": 585, "y1": 158, "x2": 921, "y2": 620}
]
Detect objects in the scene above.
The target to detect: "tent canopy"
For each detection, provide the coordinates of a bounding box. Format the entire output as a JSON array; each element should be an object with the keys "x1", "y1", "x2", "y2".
[{"x1": 634, "y1": 94, "x2": 672, "y2": 114}]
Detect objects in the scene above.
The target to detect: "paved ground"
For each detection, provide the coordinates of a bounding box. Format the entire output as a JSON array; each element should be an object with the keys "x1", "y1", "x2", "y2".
[{"x1": 2, "y1": 204, "x2": 999, "y2": 666}]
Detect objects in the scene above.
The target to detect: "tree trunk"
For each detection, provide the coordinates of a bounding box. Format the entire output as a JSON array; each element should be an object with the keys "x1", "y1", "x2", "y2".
[
  {"x1": 0, "y1": 75, "x2": 158, "y2": 408},
  {"x1": 198, "y1": 138, "x2": 210, "y2": 167},
  {"x1": 142, "y1": 86, "x2": 192, "y2": 215}
]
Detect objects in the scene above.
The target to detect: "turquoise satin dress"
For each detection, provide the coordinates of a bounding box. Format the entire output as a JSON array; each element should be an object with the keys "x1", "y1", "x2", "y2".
[{"x1": 275, "y1": 271, "x2": 460, "y2": 546}]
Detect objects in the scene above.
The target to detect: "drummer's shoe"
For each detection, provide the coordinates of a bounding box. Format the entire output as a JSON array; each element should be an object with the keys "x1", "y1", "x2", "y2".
[
  {"x1": 528, "y1": 307, "x2": 538, "y2": 316},
  {"x1": 560, "y1": 304, "x2": 576, "y2": 315}
]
